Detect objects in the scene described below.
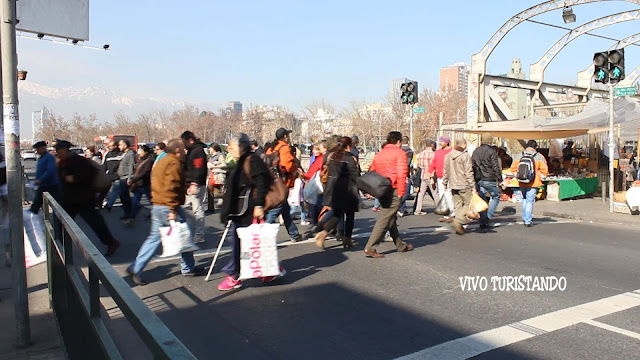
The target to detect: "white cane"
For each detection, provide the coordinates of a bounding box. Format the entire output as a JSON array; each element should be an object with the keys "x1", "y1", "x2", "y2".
[{"x1": 204, "y1": 220, "x2": 232, "y2": 282}]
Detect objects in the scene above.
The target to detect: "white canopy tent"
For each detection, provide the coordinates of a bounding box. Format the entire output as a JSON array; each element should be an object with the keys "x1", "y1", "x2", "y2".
[{"x1": 450, "y1": 98, "x2": 640, "y2": 141}]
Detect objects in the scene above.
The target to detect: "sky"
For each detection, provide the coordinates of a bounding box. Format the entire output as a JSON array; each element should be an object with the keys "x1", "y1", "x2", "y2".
[{"x1": 16, "y1": 0, "x2": 640, "y2": 113}]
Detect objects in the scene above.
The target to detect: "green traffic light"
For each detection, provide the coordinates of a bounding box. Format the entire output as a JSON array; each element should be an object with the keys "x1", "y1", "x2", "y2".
[{"x1": 612, "y1": 67, "x2": 621, "y2": 78}]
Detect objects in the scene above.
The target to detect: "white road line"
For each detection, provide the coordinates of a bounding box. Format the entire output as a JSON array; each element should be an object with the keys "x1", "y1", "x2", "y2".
[
  {"x1": 583, "y1": 320, "x2": 640, "y2": 340},
  {"x1": 395, "y1": 288, "x2": 640, "y2": 360}
]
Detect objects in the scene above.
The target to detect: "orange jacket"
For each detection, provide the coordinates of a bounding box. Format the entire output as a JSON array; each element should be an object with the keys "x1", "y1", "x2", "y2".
[
  {"x1": 510, "y1": 150, "x2": 549, "y2": 188},
  {"x1": 266, "y1": 140, "x2": 298, "y2": 188},
  {"x1": 370, "y1": 144, "x2": 408, "y2": 197}
]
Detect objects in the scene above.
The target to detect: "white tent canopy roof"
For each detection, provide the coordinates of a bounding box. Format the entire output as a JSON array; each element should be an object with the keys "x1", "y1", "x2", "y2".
[{"x1": 452, "y1": 98, "x2": 640, "y2": 140}]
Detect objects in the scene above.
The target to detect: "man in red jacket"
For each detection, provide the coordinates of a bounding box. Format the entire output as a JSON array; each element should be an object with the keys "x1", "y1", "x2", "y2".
[{"x1": 364, "y1": 132, "x2": 414, "y2": 258}]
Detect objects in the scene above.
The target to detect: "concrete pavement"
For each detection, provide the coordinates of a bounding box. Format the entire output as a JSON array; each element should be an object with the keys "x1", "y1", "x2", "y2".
[{"x1": 87, "y1": 196, "x2": 640, "y2": 359}]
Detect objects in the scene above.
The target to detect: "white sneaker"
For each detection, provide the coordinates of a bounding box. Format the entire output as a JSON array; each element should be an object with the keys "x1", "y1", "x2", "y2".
[{"x1": 300, "y1": 220, "x2": 310, "y2": 226}]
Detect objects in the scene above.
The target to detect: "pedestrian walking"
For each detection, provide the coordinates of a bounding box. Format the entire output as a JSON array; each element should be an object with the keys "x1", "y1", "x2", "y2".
[
  {"x1": 510, "y1": 140, "x2": 549, "y2": 227},
  {"x1": 250, "y1": 140, "x2": 265, "y2": 157},
  {"x1": 472, "y1": 133, "x2": 502, "y2": 229},
  {"x1": 265, "y1": 128, "x2": 302, "y2": 242},
  {"x1": 117, "y1": 139, "x2": 136, "y2": 224},
  {"x1": 55, "y1": 140, "x2": 121, "y2": 256},
  {"x1": 398, "y1": 136, "x2": 414, "y2": 217},
  {"x1": 153, "y1": 142, "x2": 167, "y2": 167},
  {"x1": 30, "y1": 141, "x2": 60, "y2": 214},
  {"x1": 217, "y1": 134, "x2": 285, "y2": 290},
  {"x1": 414, "y1": 140, "x2": 436, "y2": 215},
  {"x1": 127, "y1": 139, "x2": 205, "y2": 286},
  {"x1": 99, "y1": 140, "x2": 123, "y2": 210},
  {"x1": 304, "y1": 143, "x2": 324, "y2": 225},
  {"x1": 181, "y1": 131, "x2": 208, "y2": 244},
  {"x1": 428, "y1": 136, "x2": 455, "y2": 222},
  {"x1": 443, "y1": 138, "x2": 476, "y2": 235},
  {"x1": 206, "y1": 143, "x2": 226, "y2": 213},
  {"x1": 127, "y1": 145, "x2": 153, "y2": 225},
  {"x1": 363, "y1": 132, "x2": 414, "y2": 258},
  {"x1": 314, "y1": 136, "x2": 359, "y2": 249},
  {"x1": 85, "y1": 146, "x2": 101, "y2": 163}
]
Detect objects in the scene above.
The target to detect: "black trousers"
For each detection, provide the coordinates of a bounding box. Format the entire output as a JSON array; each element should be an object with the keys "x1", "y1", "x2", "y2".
[
  {"x1": 64, "y1": 204, "x2": 116, "y2": 246},
  {"x1": 321, "y1": 208, "x2": 355, "y2": 238},
  {"x1": 30, "y1": 185, "x2": 60, "y2": 214}
]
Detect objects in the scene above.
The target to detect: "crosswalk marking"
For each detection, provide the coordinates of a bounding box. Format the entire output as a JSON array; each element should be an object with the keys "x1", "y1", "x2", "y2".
[
  {"x1": 582, "y1": 319, "x2": 640, "y2": 340},
  {"x1": 395, "y1": 288, "x2": 640, "y2": 360}
]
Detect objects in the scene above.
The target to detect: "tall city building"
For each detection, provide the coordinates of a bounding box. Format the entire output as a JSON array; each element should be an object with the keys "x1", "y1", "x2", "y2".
[
  {"x1": 440, "y1": 62, "x2": 469, "y2": 96},
  {"x1": 390, "y1": 78, "x2": 409, "y2": 102},
  {"x1": 505, "y1": 58, "x2": 527, "y2": 119},
  {"x1": 226, "y1": 101, "x2": 242, "y2": 116}
]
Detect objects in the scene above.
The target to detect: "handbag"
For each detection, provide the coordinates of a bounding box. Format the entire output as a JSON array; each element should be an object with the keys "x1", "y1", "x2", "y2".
[
  {"x1": 434, "y1": 195, "x2": 450, "y2": 215},
  {"x1": 243, "y1": 156, "x2": 287, "y2": 211},
  {"x1": 237, "y1": 220, "x2": 280, "y2": 280},
  {"x1": 320, "y1": 153, "x2": 334, "y2": 184},
  {"x1": 356, "y1": 171, "x2": 392, "y2": 199},
  {"x1": 303, "y1": 172, "x2": 321, "y2": 204},
  {"x1": 159, "y1": 221, "x2": 199, "y2": 257}
]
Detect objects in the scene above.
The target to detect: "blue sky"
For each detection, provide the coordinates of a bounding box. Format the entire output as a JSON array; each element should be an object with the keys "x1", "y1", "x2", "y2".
[{"x1": 17, "y1": 0, "x2": 640, "y2": 111}]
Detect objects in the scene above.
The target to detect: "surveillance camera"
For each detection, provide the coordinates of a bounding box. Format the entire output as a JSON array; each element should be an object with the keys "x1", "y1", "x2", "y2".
[
  {"x1": 103, "y1": 44, "x2": 110, "y2": 50},
  {"x1": 37, "y1": 33, "x2": 44, "y2": 39},
  {"x1": 72, "y1": 39, "x2": 78, "y2": 44}
]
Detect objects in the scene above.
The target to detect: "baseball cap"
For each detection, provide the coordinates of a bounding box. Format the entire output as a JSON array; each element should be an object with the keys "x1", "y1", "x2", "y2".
[
  {"x1": 53, "y1": 139, "x2": 73, "y2": 149},
  {"x1": 276, "y1": 128, "x2": 292, "y2": 139},
  {"x1": 32, "y1": 141, "x2": 47, "y2": 149}
]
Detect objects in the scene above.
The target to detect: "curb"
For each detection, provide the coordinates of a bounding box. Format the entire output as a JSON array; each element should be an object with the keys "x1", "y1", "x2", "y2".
[{"x1": 535, "y1": 211, "x2": 640, "y2": 228}]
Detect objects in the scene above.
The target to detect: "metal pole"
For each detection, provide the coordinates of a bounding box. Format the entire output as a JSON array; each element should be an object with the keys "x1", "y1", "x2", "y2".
[
  {"x1": 439, "y1": 112, "x2": 444, "y2": 138},
  {"x1": 409, "y1": 103, "x2": 414, "y2": 150},
  {"x1": 2, "y1": 0, "x2": 30, "y2": 346},
  {"x1": 609, "y1": 84, "x2": 615, "y2": 213}
]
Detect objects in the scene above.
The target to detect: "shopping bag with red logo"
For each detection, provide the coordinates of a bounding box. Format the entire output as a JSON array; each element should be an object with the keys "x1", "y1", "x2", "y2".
[
  {"x1": 159, "y1": 220, "x2": 199, "y2": 257},
  {"x1": 237, "y1": 220, "x2": 280, "y2": 280}
]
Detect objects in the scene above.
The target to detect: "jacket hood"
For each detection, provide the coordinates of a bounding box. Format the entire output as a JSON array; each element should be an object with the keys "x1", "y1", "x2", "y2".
[
  {"x1": 451, "y1": 146, "x2": 467, "y2": 160},
  {"x1": 188, "y1": 141, "x2": 207, "y2": 150},
  {"x1": 523, "y1": 148, "x2": 538, "y2": 156}
]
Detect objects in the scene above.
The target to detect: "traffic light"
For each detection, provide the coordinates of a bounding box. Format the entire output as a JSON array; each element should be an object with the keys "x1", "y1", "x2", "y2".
[
  {"x1": 400, "y1": 80, "x2": 418, "y2": 105},
  {"x1": 593, "y1": 51, "x2": 609, "y2": 84},
  {"x1": 608, "y1": 49, "x2": 625, "y2": 83}
]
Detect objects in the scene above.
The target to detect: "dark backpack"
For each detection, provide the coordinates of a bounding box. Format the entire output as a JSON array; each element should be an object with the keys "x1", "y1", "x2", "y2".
[
  {"x1": 516, "y1": 152, "x2": 537, "y2": 183},
  {"x1": 264, "y1": 144, "x2": 285, "y2": 178}
]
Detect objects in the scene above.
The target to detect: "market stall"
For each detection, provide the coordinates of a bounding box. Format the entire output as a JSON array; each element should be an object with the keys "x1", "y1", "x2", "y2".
[{"x1": 544, "y1": 176, "x2": 599, "y2": 201}]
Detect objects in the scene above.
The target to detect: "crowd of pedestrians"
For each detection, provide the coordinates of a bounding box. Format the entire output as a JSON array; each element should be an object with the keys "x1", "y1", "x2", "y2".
[{"x1": 11, "y1": 126, "x2": 549, "y2": 292}]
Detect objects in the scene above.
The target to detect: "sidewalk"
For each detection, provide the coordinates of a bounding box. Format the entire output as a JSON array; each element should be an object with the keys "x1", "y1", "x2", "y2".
[
  {"x1": 496, "y1": 197, "x2": 640, "y2": 228},
  {"x1": 0, "y1": 247, "x2": 65, "y2": 360}
]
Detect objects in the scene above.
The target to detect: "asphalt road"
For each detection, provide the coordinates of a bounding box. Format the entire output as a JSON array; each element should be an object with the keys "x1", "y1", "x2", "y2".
[{"x1": 66, "y1": 193, "x2": 640, "y2": 360}]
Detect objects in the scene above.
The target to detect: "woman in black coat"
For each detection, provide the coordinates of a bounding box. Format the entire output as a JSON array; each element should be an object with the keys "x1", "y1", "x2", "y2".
[
  {"x1": 217, "y1": 134, "x2": 272, "y2": 291},
  {"x1": 314, "y1": 136, "x2": 360, "y2": 249}
]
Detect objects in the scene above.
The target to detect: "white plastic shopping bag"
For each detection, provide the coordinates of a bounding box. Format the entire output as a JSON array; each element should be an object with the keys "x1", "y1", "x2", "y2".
[
  {"x1": 159, "y1": 220, "x2": 199, "y2": 257},
  {"x1": 303, "y1": 172, "x2": 321, "y2": 204},
  {"x1": 237, "y1": 221, "x2": 280, "y2": 280}
]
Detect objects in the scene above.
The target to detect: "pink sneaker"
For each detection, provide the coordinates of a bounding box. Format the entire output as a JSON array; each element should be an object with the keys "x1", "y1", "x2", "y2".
[
  {"x1": 262, "y1": 266, "x2": 287, "y2": 283},
  {"x1": 372, "y1": 207, "x2": 381, "y2": 212},
  {"x1": 217, "y1": 276, "x2": 242, "y2": 291}
]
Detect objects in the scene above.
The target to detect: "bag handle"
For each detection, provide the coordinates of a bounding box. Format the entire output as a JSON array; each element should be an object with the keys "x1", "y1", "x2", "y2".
[
  {"x1": 252, "y1": 218, "x2": 265, "y2": 224},
  {"x1": 167, "y1": 220, "x2": 177, "y2": 235}
]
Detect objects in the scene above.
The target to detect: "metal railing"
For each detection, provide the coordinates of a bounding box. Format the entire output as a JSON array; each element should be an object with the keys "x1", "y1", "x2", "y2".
[{"x1": 42, "y1": 193, "x2": 196, "y2": 359}]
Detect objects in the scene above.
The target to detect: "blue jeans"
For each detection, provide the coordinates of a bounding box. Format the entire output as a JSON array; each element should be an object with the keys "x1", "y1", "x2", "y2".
[
  {"x1": 399, "y1": 179, "x2": 412, "y2": 213},
  {"x1": 520, "y1": 187, "x2": 538, "y2": 225},
  {"x1": 373, "y1": 198, "x2": 381, "y2": 209},
  {"x1": 105, "y1": 180, "x2": 121, "y2": 209},
  {"x1": 222, "y1": 222, "x2": 241, "y2": 278},
  {"x1": 128, "y1": 206, "x2": 195, "y2": 275},
  {"x1": 477, "y1": 181, "x2": 500, "y2": 225},
  {"x1": 130, "y1": 186, "x2": 151, "y2": 219},
  {"x1": 290, "y1": 204, "x2": 307, "y2": 222},
  {"x1": 266, "y1": 201, "x2": 300, "y2": 239}
]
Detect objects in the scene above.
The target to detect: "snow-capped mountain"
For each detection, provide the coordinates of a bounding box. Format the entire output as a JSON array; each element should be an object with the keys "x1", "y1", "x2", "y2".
[{"x1": 17, "y1": 82, "x2": 218, "y2": 138}]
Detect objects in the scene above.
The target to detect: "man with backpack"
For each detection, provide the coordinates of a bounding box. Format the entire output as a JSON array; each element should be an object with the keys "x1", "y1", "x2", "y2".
[
  {"x1": 265, "y1": 128, "x2": 302, "y2": 242},
  {"x1": 471, "y1": 133, "x2": 501, "y2": 229},
  {"x1": 510, "y1": 140, "x2": 548, "y2": 227}
]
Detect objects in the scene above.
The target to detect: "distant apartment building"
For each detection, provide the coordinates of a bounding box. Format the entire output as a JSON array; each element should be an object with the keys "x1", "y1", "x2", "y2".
[
  {"x1": 505, "y1": 58, "x2": 528, "y2": 119},
  {"x1": 440, "y1": 62, "x2": 469, "y2": 96},
  {"x1": 226, "y1": 101, "x2": 242, "y2": 116}
]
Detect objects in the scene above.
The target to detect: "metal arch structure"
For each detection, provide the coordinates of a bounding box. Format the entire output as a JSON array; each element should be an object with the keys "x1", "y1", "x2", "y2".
[
  {"x1": 530, "y1": 10, "x2": 640, "y2": 84},
  {"x1": 576, "y1": 32, "x2": 640, "y2": 87},
  {"x1": 467, "y1": 0, "x2": 640, "y2": 130},
  {"x1": 470, "y1": 0, "x2": 640, "y2": 79}
]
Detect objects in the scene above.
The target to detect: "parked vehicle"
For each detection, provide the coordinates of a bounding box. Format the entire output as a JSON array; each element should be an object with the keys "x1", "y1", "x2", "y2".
[{"x1": 21, "y1": 150, "x2": 37, "y2": 161}]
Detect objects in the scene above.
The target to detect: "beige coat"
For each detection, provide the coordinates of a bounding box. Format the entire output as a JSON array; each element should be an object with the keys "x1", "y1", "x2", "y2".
[{"x1": 443, "y1": 146, "x2": 475, "y2": 190}]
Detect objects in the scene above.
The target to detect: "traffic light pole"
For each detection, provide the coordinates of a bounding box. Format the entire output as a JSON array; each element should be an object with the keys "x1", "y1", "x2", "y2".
[
  {"x1": 409, "y1": 103, "x2": 414, "y2": 150},
  {"x1": 2, "y1": 0, "x2": 30, "y2": 347},
  {"x1": 608, "y1": 83, "x2": 614, "y2": 213}
]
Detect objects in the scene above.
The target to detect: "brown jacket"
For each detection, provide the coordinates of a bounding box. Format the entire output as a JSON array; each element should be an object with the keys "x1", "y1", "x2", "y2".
[
  {"x1": 443, "y1": 146, "x2": 475, "y2": 191},
  {"x1": 151, "y1": 153, "x2": 185, "y2": 211}
]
